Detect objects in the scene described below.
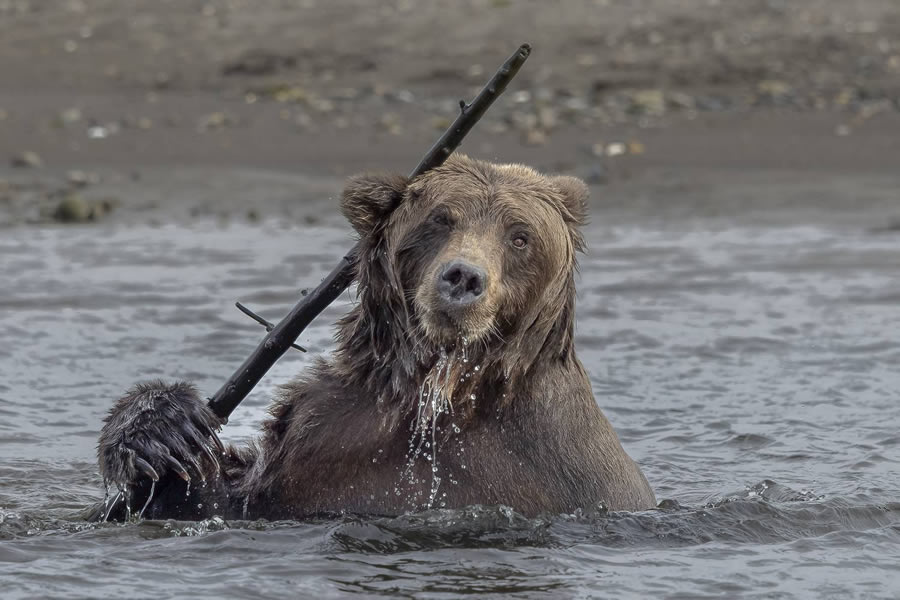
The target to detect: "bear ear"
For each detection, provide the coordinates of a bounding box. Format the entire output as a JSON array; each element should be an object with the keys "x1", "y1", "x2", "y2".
[
  {"x1": 341, "y1": 172, "x2": 409, "y2": 237},
  {"x1": 550, "y1": 175, "x2": 589, "y2": 227}
]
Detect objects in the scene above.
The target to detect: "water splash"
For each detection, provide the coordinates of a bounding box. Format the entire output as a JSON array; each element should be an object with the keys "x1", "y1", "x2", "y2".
[
  {"x1": 138, "y1": 480, "x2": 156, "y2": 519},
  {"x1": 400, "y1": 341, "x2": 480, "y2": 510},
  {"x1": 102, "y1": 489, "x2": 122, "y2": 523},
  {"x1": 164, "y1": 516, "x2": 229, "y2": 537}
]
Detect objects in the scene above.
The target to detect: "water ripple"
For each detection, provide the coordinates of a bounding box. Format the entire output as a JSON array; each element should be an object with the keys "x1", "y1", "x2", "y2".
[{"x1": 2, "y1": 220, "x2": 900, "y2": 597}]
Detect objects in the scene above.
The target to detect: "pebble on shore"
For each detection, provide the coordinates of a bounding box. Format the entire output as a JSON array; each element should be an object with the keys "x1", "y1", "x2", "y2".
[
  {"x1": 52, "y1": 193, "x2": 117, "y2": 223},
  {"x1": 10, "y1": 151, "x2": 43, "y2": 168}
]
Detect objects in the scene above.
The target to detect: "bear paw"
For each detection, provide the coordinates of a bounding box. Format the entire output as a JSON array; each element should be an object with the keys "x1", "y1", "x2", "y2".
[{"x1": 98, "y1": 380, "x2": 224, "y2": 492}]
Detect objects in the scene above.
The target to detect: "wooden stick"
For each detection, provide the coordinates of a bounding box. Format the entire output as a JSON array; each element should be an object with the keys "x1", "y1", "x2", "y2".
[
  {"x1": 207, "y1": 43, "x2": 532, "y2": 421},
  {"x1": 235, "y1": 301, "x2": 306, "y2": 352}
]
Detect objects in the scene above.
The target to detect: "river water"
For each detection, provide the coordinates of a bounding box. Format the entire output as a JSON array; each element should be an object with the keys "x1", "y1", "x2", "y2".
[{"x1": 1, "y1": 175, "x2": 900, "y2": 598}]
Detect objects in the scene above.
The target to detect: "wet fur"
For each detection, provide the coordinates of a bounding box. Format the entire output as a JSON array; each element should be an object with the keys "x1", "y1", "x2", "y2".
[{"x1": 93, "y1": 155, "x2": 655, "y2": 521}]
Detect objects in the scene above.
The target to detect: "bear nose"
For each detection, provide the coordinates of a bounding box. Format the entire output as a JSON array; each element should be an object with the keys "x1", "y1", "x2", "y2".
[{"x1": 438, "y1": 261, "x2": 486, "y2": 306}]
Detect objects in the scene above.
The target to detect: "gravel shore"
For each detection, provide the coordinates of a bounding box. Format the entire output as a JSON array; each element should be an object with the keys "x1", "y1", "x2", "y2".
[{"x1": 1, "y1": 0, "x2": 898, "y2": 225}]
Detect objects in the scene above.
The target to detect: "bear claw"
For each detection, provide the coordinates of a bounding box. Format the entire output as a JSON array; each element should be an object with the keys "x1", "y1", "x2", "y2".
[
  {"x1": 165, "y1": 454, "x2": 192, "y2": 482},
  {"x1": 133, "y1": 456, "x2": 159, "y2": 482}
]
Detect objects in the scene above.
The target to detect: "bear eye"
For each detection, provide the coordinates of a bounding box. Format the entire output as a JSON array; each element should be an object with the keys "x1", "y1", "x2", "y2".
[
  {"x1": 511, "y1": 233, "x2": 529, "y2": 249},
  {"x1": 432, "y1": 212, "x2": 452, "y2": 228}
]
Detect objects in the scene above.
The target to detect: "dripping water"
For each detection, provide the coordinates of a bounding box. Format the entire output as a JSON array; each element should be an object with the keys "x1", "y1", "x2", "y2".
[
  {"x1": 138, "y1": 480, "x2": 156, "y2": 519},
  {"x1": 400, "y1": 338, "x2": 481, "y2": 510}
]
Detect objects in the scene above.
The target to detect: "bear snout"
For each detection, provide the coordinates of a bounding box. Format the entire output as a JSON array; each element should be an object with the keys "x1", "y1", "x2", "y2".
[{"x1": 437, "y1": 261, "x2": 487, "y2": 307}]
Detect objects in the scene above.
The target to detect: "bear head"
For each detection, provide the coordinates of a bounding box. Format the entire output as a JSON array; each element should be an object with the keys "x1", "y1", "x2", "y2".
[{"x1": 338, "y1": 154, "x2": 588, "y2": 412}]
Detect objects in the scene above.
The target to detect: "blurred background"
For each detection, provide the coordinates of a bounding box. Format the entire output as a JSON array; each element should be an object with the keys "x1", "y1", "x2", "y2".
[
  {"x1": 1, "y1": 0, "x2": 899, "y2": 224},
  {"x1": 2, "y1": 2, "x2": 900, "y2": 598}
]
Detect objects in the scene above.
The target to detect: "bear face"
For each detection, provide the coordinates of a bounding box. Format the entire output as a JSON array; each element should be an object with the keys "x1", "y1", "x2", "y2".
[{"x1": 339, "y1": 155, "x2": 589, "y2": 412}]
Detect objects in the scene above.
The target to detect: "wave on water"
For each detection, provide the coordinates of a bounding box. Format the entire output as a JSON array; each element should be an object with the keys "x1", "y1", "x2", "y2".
[{"x1": 3, "y1": 480, "x2": 899, "y2": 555}]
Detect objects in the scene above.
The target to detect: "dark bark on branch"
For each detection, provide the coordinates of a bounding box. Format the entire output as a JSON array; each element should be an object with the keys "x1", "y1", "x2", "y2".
[
  {"x1": 235, "y1": 301, "x2": 306, "y2": 352},
  {"x1": 207, "y1": 43, "x2": 532, "y2": 421}
]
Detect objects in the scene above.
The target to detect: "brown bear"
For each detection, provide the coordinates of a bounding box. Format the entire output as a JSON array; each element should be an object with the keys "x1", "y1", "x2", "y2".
[{"x1": 92, "y1": 154, "x2": 655, "y2": 522}]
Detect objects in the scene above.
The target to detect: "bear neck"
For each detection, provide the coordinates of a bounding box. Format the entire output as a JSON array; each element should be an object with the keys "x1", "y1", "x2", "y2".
[{"x1": 334, "y1": 240, "x2": 580, "y2": 424}]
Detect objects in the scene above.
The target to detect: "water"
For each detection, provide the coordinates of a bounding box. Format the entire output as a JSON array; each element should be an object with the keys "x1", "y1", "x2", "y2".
[{"x1": 2, "y1": 187, "x2": 900, "y2": 598}]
